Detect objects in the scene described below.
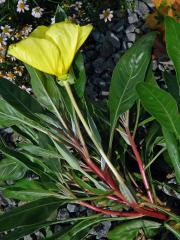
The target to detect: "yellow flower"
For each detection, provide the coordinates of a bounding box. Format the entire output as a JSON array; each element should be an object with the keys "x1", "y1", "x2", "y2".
[{"x1": 8, "y1": 22, "x2": 93, "y2": 80}]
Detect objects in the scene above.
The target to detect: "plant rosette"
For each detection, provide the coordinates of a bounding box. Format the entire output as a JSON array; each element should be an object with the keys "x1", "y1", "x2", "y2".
[{"x1": 0, "y1": 7, "x2": 179, "y2": 240}]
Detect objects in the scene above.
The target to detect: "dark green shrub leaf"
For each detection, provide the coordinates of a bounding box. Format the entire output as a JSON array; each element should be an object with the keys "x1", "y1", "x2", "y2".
[
  {"x1": 136, "y1": 83, "x2": 180, "y2": 139},
  {"x1": 109, "y1": 32, "x2": 156, "y2": 147},
  {"x1": 26, "y1": 65, "x2": 61, "y2": 118},
  {"x1": 74, "y1": 53, "x2": 87, "y2": 98},
  {"x1": 163, "y1": 72, "x2": 180, "y2": 110},
  {"x1": 0, "y1": 197, "x2": 64, "y2": 232},
  {"x1": 55, "y1": 5, "x2": 67, "y2": 23},
  {"x1": 162, "y1": 127, "x2": 180, "y2": 183},
  {"x1": 3, "y1": 179, "x2": 59, "y2": 201},
  {"x1": 0, "y1": 78, "x2": 43, "y2": 121},
  {"x1": 165, "y1": 17, "x2": 180, "y2": 88},
  {"x1": 0, "y1": 158, "x2": 26, "y2": 181},
  {"x1": 107, "y1": 219, "x2": 161, "y2": 240}
]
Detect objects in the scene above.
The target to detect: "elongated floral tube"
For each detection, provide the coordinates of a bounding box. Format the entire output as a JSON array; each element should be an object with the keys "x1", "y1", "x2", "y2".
[{"x1": 8, "y1": 22, "x2": 93, "y2": 80}]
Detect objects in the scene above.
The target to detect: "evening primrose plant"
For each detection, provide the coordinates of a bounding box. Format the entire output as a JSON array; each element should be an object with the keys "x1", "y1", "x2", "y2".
[{"x1": 0, "y1": 10, "x2": 179, "y2": 240}]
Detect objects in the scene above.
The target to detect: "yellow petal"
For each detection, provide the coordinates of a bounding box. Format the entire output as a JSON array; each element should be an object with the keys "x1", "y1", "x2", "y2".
[
  {"x1": 8, "y1": 37, "x2": 61, "y2": 76},
  {"x1": 76, "y1": 24, "x2": 93, "y2": 52},
  {"x1": 30, "y1": 25, "x2": 48, "y2": 38},
  {"x1": 45, "y1": 22, "x2": 92, "y2": 75}
]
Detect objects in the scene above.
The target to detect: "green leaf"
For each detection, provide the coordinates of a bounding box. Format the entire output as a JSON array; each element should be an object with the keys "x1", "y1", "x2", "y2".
[
  {"x1": 55, "y1": 5, "x2": 67, "y2": 23},
  {"x1": 0, "y1": 158, "x2": 26, "y2": 181},
  {"x1": 162, "y1": 127, "x2": 180, "y2": 184},
  {"x1": 107, "y1": 220, "x2": 161, "y2": 240},
  {"x1": 46, "y1": 217, "x2": 106, "y2": 240},
  {"x1": 0, "y1": 197, "x2": 63, "y2": 232},
  {"x1": 21, "y1": 144, "x2": 60, "y2": 159},
  {"x1": 0, "y1": 78, "x2": 43, "y2": 121},
  {"x1": 0, "y1": 99, "x2": 49, "y2": 135},
  {"x1": 165, "y1": 17, "x2": 180, "y2": 87},
  {"x1": 136, "y1": 83, "x2": 180, "y2": 139},
  {"x1": 145, "y1": 61, "x2": 157, "y2": 86},
  {"x1": 163, "y1": 72, "x2": 180, "y2": 110},
  {"x1": 20, "y1": 144, "x2": 63, "y2": 178},
  {"x1": 73, "y1": 173, "x2": 108, "y2": 195},
  {"x1": 0, "y1": 215, "x2": 101, "y2": 240},
  {"x1": 3, "y1": 179, "x2": 59, "y2": 201},
  {"x1": 26, "y1": 65, "x2": 62, "y2": 121},
  {"x1": 52, "y1": 140, "x2": 81, "y2": 171},
  {"x1": 164, "y1": 223, "x2": 180, "y2": 239},
  {"x1": 74, "y1": 53, "x2": 87, "y2": 98},
  {"x1": 0, "y1": 142, "x2": 56, "y2": 182},
  {"x1": 108, "y1": 32, "x2": 156, "y2": 151}
]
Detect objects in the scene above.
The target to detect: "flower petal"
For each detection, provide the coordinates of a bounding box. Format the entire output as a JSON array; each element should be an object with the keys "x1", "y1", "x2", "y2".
[
  {"x1": 30, "y1": 25, "x2": 48, "y2": 38},
  {"x1": 8, "y1": 37, "x2": 61, "y2": 76},
  {"x1": 45, "y1": 22, "x2": 78, "y2": 74},
  {"x1": 45, "y1": 22, "x2": 92, "y2": 75},
  {"x1": 76, "y1": 24, "x2": 93, "y2": 52}
]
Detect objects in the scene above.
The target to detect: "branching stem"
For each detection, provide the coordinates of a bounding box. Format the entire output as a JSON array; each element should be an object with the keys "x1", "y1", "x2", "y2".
[{"x1": 125, "y1": 127, "x2": 154, "y2": 203}]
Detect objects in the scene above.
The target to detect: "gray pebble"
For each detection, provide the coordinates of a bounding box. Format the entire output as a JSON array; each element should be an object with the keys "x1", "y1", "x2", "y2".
[
  {"x1": 67, "y1": 204, "x2": 78, "y2": 213},
  {"x1": 57, "y1": 208, "x2": 70, "y2": 220},
  {"x1": 126, "y1": 32, "x2": 136, "y2": 42},
  {"x1": 107, "y1": 32, "x2": 120, "y2": 49},
  {"x1": 125, "y1": 24, "x2": 135, "y2": 34},
  {"x1": 128, "y1": 13, "x2": 139, "y2": 24}
]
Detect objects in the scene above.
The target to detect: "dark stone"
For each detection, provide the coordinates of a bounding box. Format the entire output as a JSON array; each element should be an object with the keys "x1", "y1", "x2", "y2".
[
  {"x1": 57, "y1": 208, "x2": 70, "y2": 220},
  {"x1": 100, "y1": 41, "x2": 114, "y2": 58},
  {"x1": 106, "y1": 32, "x2": 120, "y2": 49},
  {"x1": 113, "y1": 21, "x2": 124, "y2": 33},
  {"x1": 92, "y1": 58, "x2": 105, "y2": 74}
]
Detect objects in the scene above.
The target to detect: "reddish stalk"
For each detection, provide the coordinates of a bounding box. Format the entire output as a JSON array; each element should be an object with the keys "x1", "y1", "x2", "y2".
[
  {"x1": 134, "y1": 207, "x2": 168, "y2": 221},
  {"x1": 70, "y1": 131, "x2": 167, "y2": 220},
  {"x1": 79, "y1": 201, "x2": 143, "y2": 217},
  {"x1": 73, "y1": 138, "x2": 121, "y2": 194},
  {"x1": 125, "y1": 127, "x2": 154, "y2": 204}
]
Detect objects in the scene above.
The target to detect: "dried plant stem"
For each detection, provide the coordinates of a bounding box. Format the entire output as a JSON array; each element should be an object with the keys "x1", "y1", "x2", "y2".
[{"x1": 125, "y1": 127, "x2": 154, "y2": 203}]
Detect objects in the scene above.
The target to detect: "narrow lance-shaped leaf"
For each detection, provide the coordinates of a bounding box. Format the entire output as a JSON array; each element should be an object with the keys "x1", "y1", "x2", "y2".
[
  {"x1": 0, "y1": 158, "x2": 27, "y2": 181},
  {"x1": 108, "y1": 32, "x2": 156, "y2": 150},
  {"x1": 0, "y1": 78, "x2": 44, "y2": 122},
  {"x1": 26, "y1": 65, "x2": 61, "y2": 118},
  {"x1": 163, "y1": 72, "x2": 180, "y2": 110},
  {"x1": 162, "y1": 127, "x2": 180, "y2": 184},
  {"x1": 107, "y1": 219, "x2": 161, "y2": 240},
  {"x1": 3, "y1": 179, "x2": 60, "y2": 201},
  {"x1": 0, "y1": 197, "x2": 64, "y2": 232},
  {"x1": 73, "y1": 53, "x2": 87, "y2": 98},
  {"x1": 136, "y1": 83, "x2": 180, "y2": 139},
  {"x1": 165, "y1": 17, "x2": 180, "y2": 89}
]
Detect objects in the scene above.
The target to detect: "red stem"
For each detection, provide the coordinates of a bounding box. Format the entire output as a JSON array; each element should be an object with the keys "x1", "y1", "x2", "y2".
[
  {"x1": 134, "y1": 207, "x2": 168, "y2": 221},
  {"x1": 126, "y1": 127, "x2": 154, "y2": 203},
  {"x1": 79, "y1": 201, "x2": 143, "y2": 217}
]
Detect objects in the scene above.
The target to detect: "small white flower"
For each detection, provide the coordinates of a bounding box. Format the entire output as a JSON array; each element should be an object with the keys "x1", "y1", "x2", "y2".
[
  {"x1": 17, "y1": 0, "x2": 29, "y2": 13},
  {"x1": 0, "y1": 34, "x2": 7, "y2": 47},
  {"x1": 1, "y1": 25, "x2": 13, "y2": 37},
  {"x1": 5, "y1": 72, "x2": 15, "y2": 81},
  {"x1": 31, "y1": 7, "x2": 44, "y2": 18},
  {"x1": 74, "y1": 1, "x2": 82, "y2": 10},
  {"x1": 99, "y1": 9, "x2": 114, "y2": 22},
  {"x1": 0, "y1": 0, "x2": 6, "y2": 4},
  {"x1": 21, "y1": 85, "x2": 32, "y2": 94},
  {"x1": 51, "y1": 16, "x2": 55, "y2": 24},
  {"x1": 21, "y1": 24, "x2": 33, "y2": 37}
]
